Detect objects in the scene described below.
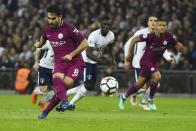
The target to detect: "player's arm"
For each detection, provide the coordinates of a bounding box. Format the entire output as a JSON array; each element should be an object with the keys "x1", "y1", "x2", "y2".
[
  {"x1": 33, "y1": 48, "x2": 41, "y2": 71},
  {"x1": 107, "y1": 43, "x2": 116, "y2": 64},
  {"x1": 86, "y1": 47, "x2": 112, "y2": 64},
  {"x1": 71, "y1": 39, "x2": 88, "y2": 57},
  {"x1": 125, "y1": 36, "x2": 141, "y2": 62},
  {"x1": 34, "y1": 36, "x2": 47, "y2": 48},
  {"x1": 63, "y1": 39, "x2": 89, "y2": 61},
  {"x1": 163, "y1": 49, "x2": 175, "y2": 65}
]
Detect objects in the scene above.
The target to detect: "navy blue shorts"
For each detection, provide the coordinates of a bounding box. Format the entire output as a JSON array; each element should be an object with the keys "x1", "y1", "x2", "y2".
[
  {"x1": 38, "y1": 66, "x2": 53, "y2": 86},
  {"x1": 83, "y1": 62, "x2": 97, "y2": 84},
  {"x1": 133, "y1": 68, "x2": 141, "y2": 82}
]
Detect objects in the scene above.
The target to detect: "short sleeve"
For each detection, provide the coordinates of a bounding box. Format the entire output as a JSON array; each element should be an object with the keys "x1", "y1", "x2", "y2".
[
  {"x1": 69, "y1": 24, "x2": 85, "y2": 45},
  {"x1": 109, "y1": 32, "x2": 115, "y2": 44},
  {"x1": 169, "y1": 33, "x2": 178, "y2": 46},
  {"x1": 41, "y1": 40, "x2": 50, "y2": 50},
  {"x1": 87, "y1": 32, "x2": 97, "y2": 47},
  {"x1": 42, "y1": 28, "x2": 47, "y2": 40},
  {"x1": 140, "y1": 34, "x2": 148, "y2": 41}
]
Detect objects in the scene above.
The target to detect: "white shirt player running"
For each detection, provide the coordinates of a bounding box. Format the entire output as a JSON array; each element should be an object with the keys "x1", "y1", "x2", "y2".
[
  {"x1": 82, "y1": 29, "x2": 115, "y2": 64},
  {"x1": 124, "y1": 28, "x2": 172, "y2": 69},
  {"x1": 39, "y1": 40, "x2": 55, "y2": 69}
]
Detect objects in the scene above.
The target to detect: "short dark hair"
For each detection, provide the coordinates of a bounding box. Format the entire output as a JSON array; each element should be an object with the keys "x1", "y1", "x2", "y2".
[
  {"x1": 47, "y1": 4, "x2": 62, "y2": 16},
  {"x1": 100, "y1": 16, "x2": 110, "y2": 26},
  {"x1": 158, "y1": 18, "x2": 167, "y2": 23}
]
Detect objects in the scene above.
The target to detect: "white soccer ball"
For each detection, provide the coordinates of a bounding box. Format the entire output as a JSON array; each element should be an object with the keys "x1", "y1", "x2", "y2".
[{"x1": 100, "y1": 76, "x2": 119, "y2": 95}]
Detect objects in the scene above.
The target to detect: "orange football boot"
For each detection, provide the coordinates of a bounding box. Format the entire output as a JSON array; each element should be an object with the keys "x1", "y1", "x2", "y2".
[
  {"x1": 31, "y1": 93, "x2": 38, "y2": 104},
  {"x1": 39, "y1": 101, "x2": 47, "y2": 111}
]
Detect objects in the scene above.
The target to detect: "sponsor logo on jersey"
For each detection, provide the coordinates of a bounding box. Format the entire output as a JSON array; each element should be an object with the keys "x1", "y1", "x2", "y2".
[
  {"x1": 73, "y1": 28, "x2": 79, "y2": 34},
  {"x1": 50, "y1": 41, "x2": 66, "y2": 47}
]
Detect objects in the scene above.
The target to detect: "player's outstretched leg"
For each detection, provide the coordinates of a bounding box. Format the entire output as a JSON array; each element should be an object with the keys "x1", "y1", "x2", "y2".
[
  {"x1": 118, "y1": 82, "x2": 140, "y2": 110},
  {"x1": 38, "y1": 94, "x2": 60, "y2": 119},
  {"x1": 148, "y1": 81, "x2": 158, "y2": 110},
  {"x1": 130, "y1": 95, "x2": 137, "y2": 106},
  {"x1": 56, "y1": 101, "x2": 72, "y2": 112},
  {"x1": 139, "y1": 88, "x2": 150, "y2": 111},
  {"x1": 119, "y1": 94, "x2": 126, "y2": 110},
  {"x1": 32, "y1": 87, "x2": 46, "y2": 104},
  {"x1": 38, "y1": 91, "x2": 54, "y2": 110}
]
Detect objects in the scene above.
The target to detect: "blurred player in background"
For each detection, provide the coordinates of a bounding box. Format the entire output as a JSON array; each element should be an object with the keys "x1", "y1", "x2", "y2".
[
  {"x1": 34, "y1": 4, "x2": 88, "y2": 119},
  {"x1": 124, "y1": 16, "x2": 175, "y2": 110},
  {"x1": 31, "y1": 40, "x2": 55, "y2": 110},
  {"x1": 119, "y1": 19, "x2": 183, "y2": 110}
]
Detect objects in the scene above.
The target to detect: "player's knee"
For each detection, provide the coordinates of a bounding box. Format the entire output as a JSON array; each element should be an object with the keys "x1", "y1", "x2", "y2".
[
  {"x1": 84, "y1": 81, "x2": 94, "y2": 91},
  {"x1": 39, "y1": 86, "x2": 48, "y2": 93},
  {"x1": 136, "y1": 79, "x2": 146, "y2": 88},
  {"x1": 152, "y1": 72, "x2": 161, "y2": 82},
  {"x1": 64, "y1": 76, "x2": 74, "y2": 88},
  {"x1": 136, "y1": 81, "x2": 145, "y2": 88}
]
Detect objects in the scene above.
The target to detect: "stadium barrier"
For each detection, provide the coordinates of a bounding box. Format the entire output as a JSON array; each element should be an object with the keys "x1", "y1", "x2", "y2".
[{"x1": 0, "y1": 68, "x2": 196, "y2": 94}]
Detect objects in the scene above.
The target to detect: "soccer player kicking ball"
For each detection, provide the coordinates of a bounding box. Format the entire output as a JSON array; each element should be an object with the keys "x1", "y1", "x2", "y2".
[
  {"x1": 39, "y1": 18, "x2": 115, "y2": 111},
  {"x1": 35, "y1": 4, "x2": 88, "y2": 119},
  {"x1": 119, "y1": 19, "x2": 183, "y2": 110}
]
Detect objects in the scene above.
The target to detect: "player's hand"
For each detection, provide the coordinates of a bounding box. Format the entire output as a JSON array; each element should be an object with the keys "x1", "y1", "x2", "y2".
[
  {"x1": 169, "y1": 58, "x2": 176, "y2": 65},
  {"x1": 125, "y1": 54, "x2": 132, "y2": 63},
  {"x1": 33, "y1": 62, "x2": 39, "y2": 72},
  {"x1": 124, "y1": 61, "x2": 131, "y2": 70},
  {"x1": 62, "y1": 54, "x2": 73, "y2": 61},
  {"x1": 102, "y1": 57, "x2": 115, "y2": 65},
  {"x1": 34, "y1": 42, "x2": 41, "y2": 48}
]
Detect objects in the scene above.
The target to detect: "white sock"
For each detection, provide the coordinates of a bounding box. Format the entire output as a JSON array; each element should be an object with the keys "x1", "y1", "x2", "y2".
[
  {"x1": 69, "y1": 84, "x2": 87, "y2": 105},
  {"x1": 33, "y1": 87, "x2": 46, "y2": 95},
  {"x1": 67, "y1": 84, "x2": 83, "y2": 96},
  {"x1": 41, "y1": 91, "x2": 55, "y2": 103}
]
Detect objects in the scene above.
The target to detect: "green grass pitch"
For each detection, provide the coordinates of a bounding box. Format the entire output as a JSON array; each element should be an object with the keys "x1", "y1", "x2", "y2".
[{"x1": 0, "y1": 95, "x2": 196, "y2": 131}]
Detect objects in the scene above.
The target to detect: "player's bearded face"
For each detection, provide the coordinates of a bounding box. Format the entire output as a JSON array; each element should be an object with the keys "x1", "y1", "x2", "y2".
[{"x1": 47, "y1": 13, "x2": 62, "y2": 29}]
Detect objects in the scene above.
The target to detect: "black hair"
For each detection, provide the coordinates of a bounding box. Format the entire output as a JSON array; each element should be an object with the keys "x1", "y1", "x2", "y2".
[
  {"x1": 47, "y1": 4, "x2": 62, "y2": 16},
  {"x1": 158, "y1": 18, "x2": 167, "y2": 22},
  {"x1": 100, "y1": 16, "x2": 110, "y2": 25}
]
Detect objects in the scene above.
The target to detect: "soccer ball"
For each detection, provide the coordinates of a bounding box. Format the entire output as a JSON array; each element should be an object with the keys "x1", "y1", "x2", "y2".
[{"x1": 100, "y1": 76, "x2": 119, "y2": 95}]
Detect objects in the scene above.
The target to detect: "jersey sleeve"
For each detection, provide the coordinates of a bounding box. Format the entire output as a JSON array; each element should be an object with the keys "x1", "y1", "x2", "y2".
[
  {"x1": 109, "y1": 32, "x2": 115, "y2": 44},
  {"x1": 163, "y1": 49, "x2": 172, "y2": 61},
  {"x1": 41, "y1": 40, "x2": 50, "y2": 50},
  {"x1": 124, "y1": 37, "x2": 132, "y2": 57},
  {"x1": 124, "y1": 30, "x2": 143, "y2": 56},
  {"x1": 169, "y1": 33, "x2": 178, "y2": 46},
  {"x1": 69, "y1": 24, "x2": 85, "y2": 46},
  {"x1": 139, "y1": 33, "x2": 148, "y2": 42},
  {"x1": 87, "y1": 32, "x2": 97, "y2": 47},
  {"x1": 42, "y1": 28, "x2": 47, "y2": 40}
]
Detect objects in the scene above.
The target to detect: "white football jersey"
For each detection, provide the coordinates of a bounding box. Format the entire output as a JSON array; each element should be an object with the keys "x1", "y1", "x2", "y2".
[
  {"x1": 82, "y1": 29, "x2": 115, "y2": 64},
  {"x1": 39, "y1": 40, "x2": 55, "y2": 69},
  {"x1": 124, "y1": 28, "x2": 172, "y2": 68}
]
